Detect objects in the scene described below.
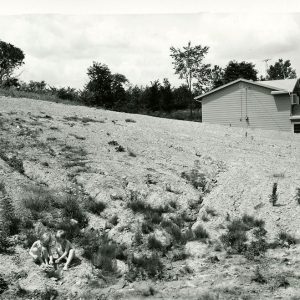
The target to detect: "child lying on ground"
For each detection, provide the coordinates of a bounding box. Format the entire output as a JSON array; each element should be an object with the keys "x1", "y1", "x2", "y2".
[
  {"x1": 29, "y1": 232, "x2": 53, "y2": 266},
  {"x1": 54, "y1": 230, "x2": 75, "y2": 271}
]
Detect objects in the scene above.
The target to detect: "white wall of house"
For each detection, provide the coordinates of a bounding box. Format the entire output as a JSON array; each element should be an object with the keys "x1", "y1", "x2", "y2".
[{"x1": 202, "y1": 82, "x2": 291, "y2": 131}]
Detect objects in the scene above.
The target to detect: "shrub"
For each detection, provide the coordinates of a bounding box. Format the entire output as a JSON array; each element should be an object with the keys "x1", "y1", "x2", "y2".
[
  {"x1": 0, "y1": 190, "x2": 20, "y2": 235},
  {"x1": 21, "y1": 229, "x2": 39, "y2": 249},
  {"x1": 0, "y1": 231, "x2": 12, "y2": 253},
  {"x1": 0, "y1": 275, "x2": 8, "y2": 295},
  {"x1": 270, "y1": 182, "x2": 278, "y2": 206},
  {"x1": 221, "y1": 215, "x2": 268, "y2": 256},
  {"x1": 84, "y1": 197, "x2": 106, "y2": 215},
  {"x1": 79, "y1": 230, "x2": 117, "y2": 273},
  {"x1": 61, "y1": 194, "x2": 88, "y2": 228},
  {"x1": 193, "y1": 224, "x2": 209, "y2": 240}
]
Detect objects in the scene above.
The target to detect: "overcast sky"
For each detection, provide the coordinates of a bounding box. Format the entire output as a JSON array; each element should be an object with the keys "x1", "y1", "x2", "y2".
[{"x1": 1, "y1": 0, "x2": 300, "y2": 89}]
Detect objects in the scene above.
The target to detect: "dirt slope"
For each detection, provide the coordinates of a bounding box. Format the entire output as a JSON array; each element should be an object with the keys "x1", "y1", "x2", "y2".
[{"x1": 0, "y1": 96, "x2": 300, "y2": 300}]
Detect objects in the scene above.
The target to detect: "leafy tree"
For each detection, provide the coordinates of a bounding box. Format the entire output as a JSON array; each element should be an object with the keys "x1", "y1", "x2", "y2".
[
  {"x1": 85, "y1": 62, "x2": 113, "y2": 107},
  {"x1": 160, "y1": 78, "x2": 174, "y2": 112},
  {"x1": 170, "y1": 41, "x2": 211, "y2": 116},
  {"x1": 210, "y1": 65, "x2": 225, "y2": 89},
  {"x1": 172, "y1": 85, "x2": 191, "y2": 110},
  {"x1": 111, "y1": 73, "x2": 128, "y2": 110},
  {"x1": 266, "y1": 59, "x2": 297, "y2": 80},
  {"x1": 144, "y1": 80, "x2": 161, "y2": 112},
  {"x1": 84, "y1": 62, "x2": 128, "y2": 109},
  {"x1": 223, "y1": 61, "x2": 258, "y2": 84},
  {"x1": 0, "y1": 40, "x2": 25, "y2": 86}
]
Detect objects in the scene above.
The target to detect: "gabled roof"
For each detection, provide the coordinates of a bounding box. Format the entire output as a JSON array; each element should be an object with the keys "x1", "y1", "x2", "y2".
[{"x1": 195, "y1": 78, "x2": 299, "y2": 100}]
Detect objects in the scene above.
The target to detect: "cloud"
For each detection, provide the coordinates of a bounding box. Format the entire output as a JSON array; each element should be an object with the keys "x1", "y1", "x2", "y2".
[{"x1": 0, "y1": 13, "x2": 300, "y2": 88}]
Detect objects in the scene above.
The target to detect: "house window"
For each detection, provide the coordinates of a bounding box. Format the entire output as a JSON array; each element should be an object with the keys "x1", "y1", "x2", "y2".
[{"x1": 294, "y1": 123, "x2": 300, "y2": 133}]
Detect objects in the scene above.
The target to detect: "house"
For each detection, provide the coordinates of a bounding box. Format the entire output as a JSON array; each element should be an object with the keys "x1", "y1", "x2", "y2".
[{"x1": 195, "y1": 78, "x2": 300, "y2": 133}]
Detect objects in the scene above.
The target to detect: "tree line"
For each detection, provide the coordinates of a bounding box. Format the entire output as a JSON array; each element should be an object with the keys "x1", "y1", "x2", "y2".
[{"x1": 0, "y1": 40, "x2": 297, "y2": 119}]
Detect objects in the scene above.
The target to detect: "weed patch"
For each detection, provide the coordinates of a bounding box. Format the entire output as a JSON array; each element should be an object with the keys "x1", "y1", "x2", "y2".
[{"x1": 270, "y1": 183, "x2": 278, "y2": 206}]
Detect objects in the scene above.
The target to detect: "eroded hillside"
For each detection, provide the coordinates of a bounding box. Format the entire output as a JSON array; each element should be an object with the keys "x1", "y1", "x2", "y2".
[{"x1": 0, "y1": 96, "x2": 300, "y2": 300}]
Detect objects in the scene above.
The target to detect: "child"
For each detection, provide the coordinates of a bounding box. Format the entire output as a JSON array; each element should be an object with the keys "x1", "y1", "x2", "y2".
[
  {"x1": 54, "y1": 230, "x2": 75, "y2": 271},
  {"x1": 29, "y1": 232, "x2": 53, "y2": 266}
]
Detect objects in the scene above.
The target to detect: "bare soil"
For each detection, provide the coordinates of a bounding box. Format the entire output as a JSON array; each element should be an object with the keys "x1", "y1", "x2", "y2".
[{"x1": 0, "y1": 96, "x2": 300, "y2": 300}]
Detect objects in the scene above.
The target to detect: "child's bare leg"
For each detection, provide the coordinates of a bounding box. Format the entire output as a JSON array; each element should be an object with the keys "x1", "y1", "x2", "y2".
[
  {"x1": 42, "y1": 248, "x2": 50, "y2": 265},
  {"x1": 63, "y1": 249, "x2": 75, "y2": 270}
]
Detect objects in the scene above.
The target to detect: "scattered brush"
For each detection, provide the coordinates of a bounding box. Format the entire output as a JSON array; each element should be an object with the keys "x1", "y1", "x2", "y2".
[{"x1": 270, "y1": 182, "x2": 278, "y2": 206}]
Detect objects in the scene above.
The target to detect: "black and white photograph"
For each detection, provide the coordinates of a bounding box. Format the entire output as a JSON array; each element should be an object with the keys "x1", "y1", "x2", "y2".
[{"x1": 0, "y1": 0, "x2": 300, "y2": 299}]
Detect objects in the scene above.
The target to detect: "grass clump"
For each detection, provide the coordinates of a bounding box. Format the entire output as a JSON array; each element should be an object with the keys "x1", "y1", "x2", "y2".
[
  {"x1": 83, "y1": 197, "x2": 106, "y2": 215},
  {"x1": 193, "y1": 224, "x2": 209, "y2": 241},
  {"x1": 270, "y1": 182, "x2": 278, "y2": 206},
  {"x1": 277, "y1": 231, "x2": 297, "y2": 247}
]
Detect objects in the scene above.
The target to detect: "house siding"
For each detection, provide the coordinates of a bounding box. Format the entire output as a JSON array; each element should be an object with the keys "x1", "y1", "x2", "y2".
[{"x1": 202, "y1": 82, "x2": 291, "y2": 131}]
